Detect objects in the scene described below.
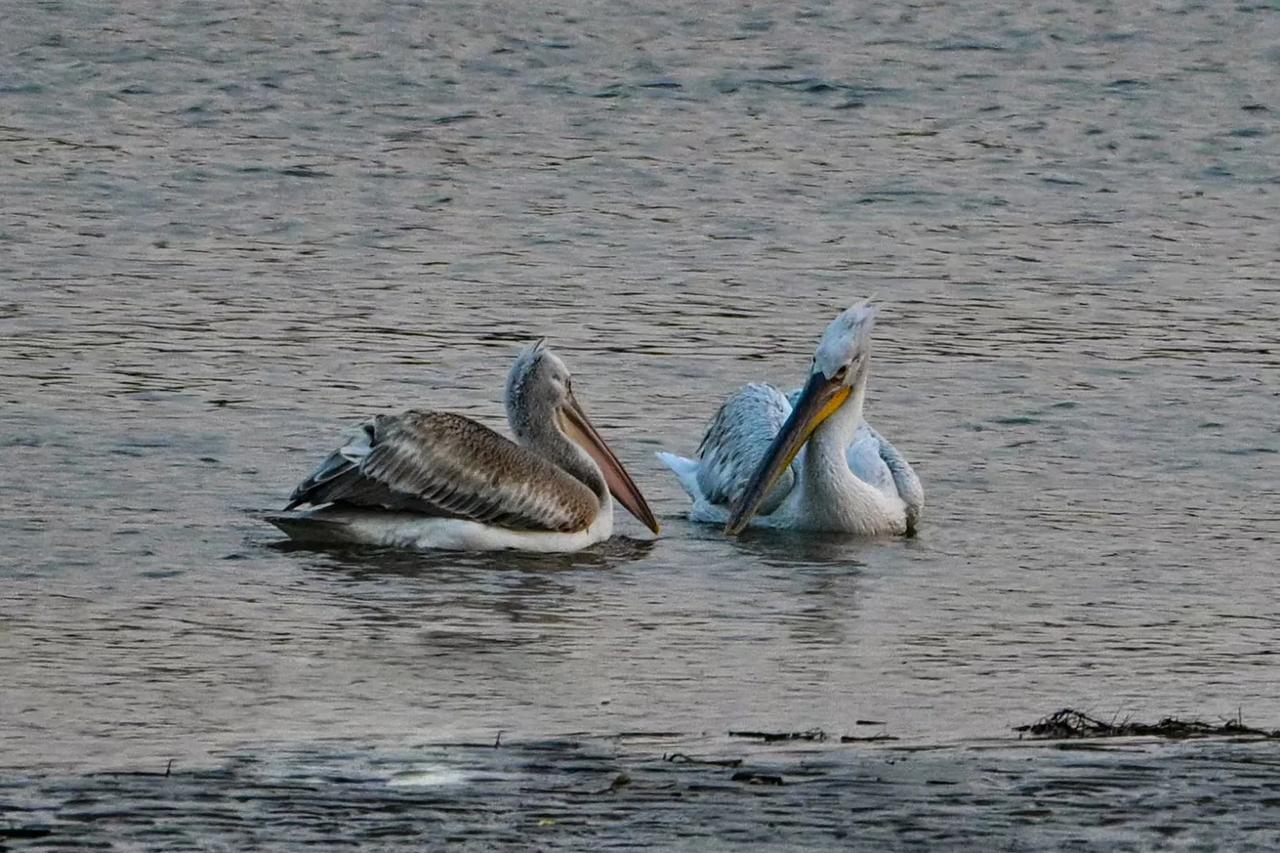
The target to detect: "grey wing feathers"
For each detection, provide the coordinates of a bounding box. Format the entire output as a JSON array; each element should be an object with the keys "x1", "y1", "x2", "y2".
[
  {"x1": 285, "y1": 420, "x2": 379, "y2": 510},
  {"x1": 695, "y1": 383, "x2": 795, "y2": 512},
  {"x1": 863, "y1": 423, "x2": 924, "y2": 534},
  {"x1": 286, "y1": 411, "x2": 598, "y2": 533}
]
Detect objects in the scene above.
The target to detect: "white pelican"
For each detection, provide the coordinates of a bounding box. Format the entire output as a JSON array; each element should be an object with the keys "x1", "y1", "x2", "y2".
[
  {"x1": 657, "y1": 301, "x2": 923, "y2": 536},
  {"x1": 267, "y1": 341, "x2": 660, "y2": 552}
]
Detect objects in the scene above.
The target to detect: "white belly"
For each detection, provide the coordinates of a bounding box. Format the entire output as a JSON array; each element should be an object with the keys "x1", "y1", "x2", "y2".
[
  {"x1": 682, "y1": 478, "x2": 906, "y2": 536},
  {"x1": 266, "y1": 508, "x2": 614, "y2": 553}
]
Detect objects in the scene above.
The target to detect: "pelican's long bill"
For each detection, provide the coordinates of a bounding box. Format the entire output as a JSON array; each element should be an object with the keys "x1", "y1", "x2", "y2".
[
  {"x1": 560, "y1": 393, "x2": 662, "y2": 534},
  {"x1": 725, "y1": 370, "x2": 852, "y2": 535}
]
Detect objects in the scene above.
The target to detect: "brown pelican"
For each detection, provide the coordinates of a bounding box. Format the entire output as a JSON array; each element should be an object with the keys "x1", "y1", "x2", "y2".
[
  {"x1": 657, "y1": 300, "x2": 923, "y2": 536},
  {"x1": 268, "y1": 341, "x2": 660, "y2": 552}
]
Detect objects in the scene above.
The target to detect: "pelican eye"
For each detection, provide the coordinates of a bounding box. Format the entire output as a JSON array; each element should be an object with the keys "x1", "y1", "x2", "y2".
[{"x1": 833, "y1": 364, "x2": 849, "y2": 382}]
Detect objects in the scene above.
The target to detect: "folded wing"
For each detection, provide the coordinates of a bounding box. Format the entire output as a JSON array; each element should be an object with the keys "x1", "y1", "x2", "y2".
[
  {"x1": 286, "y1": 411, "x2": 599, "y2": 533},
  {"x1": 848, "y1": 423, "x2": 924, "y2": 534},
  {"x1": 695, "y1": 383, "x2": 796, "y2": 514}
]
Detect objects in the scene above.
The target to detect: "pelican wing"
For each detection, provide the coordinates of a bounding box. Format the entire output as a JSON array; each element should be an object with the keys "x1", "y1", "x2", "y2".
[
  {"x1": 866, "y1": 424, "x2": 924, "y2": 533},
  {"x1": 695, "y1": 383, "x2": 796, "y2": 513},
  {"x1": 847, "y1": 424, "x2": 897, "y2": 494},
  {"x1": 848, "y1": 422, "x2": 924, "y2": 534},
  {"x1": 286, "y1": 411, "x2": 599, "y2": 532}
]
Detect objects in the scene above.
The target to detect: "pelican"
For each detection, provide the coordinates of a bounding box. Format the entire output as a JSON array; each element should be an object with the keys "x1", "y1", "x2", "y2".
[
  {"x1": 657, "y1": 301, "x2": 923, "y2": 536},
  {"x1": 267, "y1": 341, "x2": 660, "y2": 552}
]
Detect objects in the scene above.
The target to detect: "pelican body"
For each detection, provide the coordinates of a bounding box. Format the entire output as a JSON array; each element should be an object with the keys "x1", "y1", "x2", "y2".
[
  {"x1": 658, "y1": 301, "x2": 923, "y2": 536},
  {"x1": 268, "y1": 342, "x2": 660, "y2": 552}
]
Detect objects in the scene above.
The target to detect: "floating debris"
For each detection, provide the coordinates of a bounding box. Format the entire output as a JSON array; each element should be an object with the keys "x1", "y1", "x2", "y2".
[
  {"x1": 1015, "y1": 708, "x2": 1280, "y2": 740},
  {"x1": 731, "y1": 771, "x2": 784, "y2": 786},
  {"x1": 728, "y1": 729, "x2": 827, "y2": 743},
  {"x1": 839, "y1": 733, "x2": 899, "y2": 743},
  {"x1": 590, "y1": 773, "x2": 631, "y2": 795},
  {"x1": 663, "y1": 753, "x2": 744, "y2": 768}
]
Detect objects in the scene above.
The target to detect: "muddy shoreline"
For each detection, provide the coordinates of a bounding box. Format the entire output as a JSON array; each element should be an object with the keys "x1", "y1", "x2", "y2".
[{"x1": 6, "y1": 730, "x2": 1280, "y2": 851}]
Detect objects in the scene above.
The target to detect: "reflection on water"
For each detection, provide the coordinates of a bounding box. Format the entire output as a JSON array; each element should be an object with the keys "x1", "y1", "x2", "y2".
[
  {"x1": 273, "y1": 535, "x2": 657, "y2": 578},
  {"x1": 2, "y1": 0, "x2": 1279, "y2": 846},
  {"x1": 726, "y1": 527, "x2": 880, "y2": 568}
]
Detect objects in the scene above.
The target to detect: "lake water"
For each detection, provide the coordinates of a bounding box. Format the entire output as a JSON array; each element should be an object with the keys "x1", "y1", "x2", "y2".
[{"x1": 2, "y1": 0, "x2": 1278, "y2": 848}]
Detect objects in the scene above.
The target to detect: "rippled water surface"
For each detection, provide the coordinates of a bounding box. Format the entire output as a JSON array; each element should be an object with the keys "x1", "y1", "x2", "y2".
[{"x1": 3, "y1": 0, "x2": 1279, "y2": 848}]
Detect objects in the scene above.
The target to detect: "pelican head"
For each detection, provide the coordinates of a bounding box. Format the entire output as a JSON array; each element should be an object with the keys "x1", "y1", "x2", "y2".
[
  {"x1": 507, "y1": 340, "x2": 661, "y2": 534},
  {"x1": 725, "y1": 301, "x2": 877, "y2": 535}
]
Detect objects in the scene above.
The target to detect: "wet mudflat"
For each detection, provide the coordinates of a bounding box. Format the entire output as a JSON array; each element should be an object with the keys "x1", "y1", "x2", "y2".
[
  {"x1": 3, "y1": 0, "x2": 1279, "y2": 848},
  {"x1": 6, "y1": 735, "x2": 1280, "y2": 851}
]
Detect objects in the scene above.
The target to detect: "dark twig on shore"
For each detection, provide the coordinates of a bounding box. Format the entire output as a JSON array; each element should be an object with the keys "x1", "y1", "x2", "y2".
[
  {"x1": 588, "y1": 773, "x2": 631, "y2": 795},
  {"x1": 663, "y1": 752, "x2": 744, "y2": 767},
  {"x1": 728, "y1": 729, "x2": 827, "y2": 743},
  {"x1": 731, "y1": 770, "x2": 784, "y2": 786},
  {"x1": 1016, "y1": 708, "x2": 1280, "y2": 740}
]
